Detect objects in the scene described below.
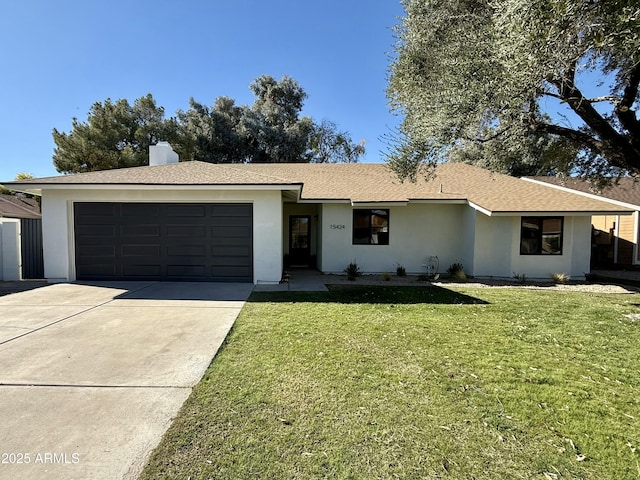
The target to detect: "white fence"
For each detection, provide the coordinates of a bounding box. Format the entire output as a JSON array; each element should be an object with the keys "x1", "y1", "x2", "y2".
[{"x1": 0, "y1": 218, "x2": 21, "y2": 281}]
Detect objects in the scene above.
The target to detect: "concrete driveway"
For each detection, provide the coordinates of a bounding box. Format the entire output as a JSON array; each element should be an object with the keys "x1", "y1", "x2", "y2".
[{"x1": 0, "y1": 281, "x2": 253, "y2": 480}]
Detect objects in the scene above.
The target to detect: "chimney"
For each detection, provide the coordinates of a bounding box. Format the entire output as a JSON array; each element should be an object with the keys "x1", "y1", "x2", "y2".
[{"x1": 149, "y1": 141, "x2": 179, "y2": 166}]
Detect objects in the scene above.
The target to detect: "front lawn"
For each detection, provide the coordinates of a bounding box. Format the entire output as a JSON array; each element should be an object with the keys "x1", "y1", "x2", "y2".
[{"x1": 140, "y1": 286, "x2": 640, "y2": 479}]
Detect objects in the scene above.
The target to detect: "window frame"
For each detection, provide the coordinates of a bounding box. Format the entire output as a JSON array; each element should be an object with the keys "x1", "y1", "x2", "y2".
[
  {"x1": 352, "y1": 209, "x2": 390, "y2": 245},
  {"x1": 520, "y1": 216, "x2": 564, "y2": 255}
]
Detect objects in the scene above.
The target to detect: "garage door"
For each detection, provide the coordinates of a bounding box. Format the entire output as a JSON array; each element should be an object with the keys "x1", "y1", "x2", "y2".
[{"x1": 74, "y1": 203, "x2": 253, "y2": 282}]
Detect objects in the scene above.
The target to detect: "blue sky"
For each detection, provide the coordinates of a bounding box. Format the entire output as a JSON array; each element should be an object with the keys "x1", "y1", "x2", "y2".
[{"x1": 0, "y1": 1, "x2": 405, "y2": 180}]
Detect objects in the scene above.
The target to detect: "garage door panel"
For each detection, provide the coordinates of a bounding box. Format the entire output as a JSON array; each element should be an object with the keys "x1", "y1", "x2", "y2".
[
  {"x1": 210, "y1": 204, "x2": 251, "y2": 215},
  {"x1": 167, "y1": 245, "x2": 206, "y2": 256},
  {"x1": 167, "y1": 205, "x2": 206, "y2": 217},
  {"x1": 213, "y1": 226, "x2": 251, "y2": 238},
  {"x1": 121, "y1": 204, "x2": 160, "y2": 217},
  {"x1": 74, "y1": 203, "x2": 253, "y2": 282},
  {"x1": 76, "y1": 203, "x2": 116, "y2": 217},
  {"x1": 120, "y1": 224, "x2": 161, "y2": 237},
  {"x1": 122, "y1": 264, "x2": 163, "y2": 277},
  {"x1": 212, "y1": 245, "x2": 251, "y2": 256},
  {"x1": 121, "y1": 245, "x2": 161, "y2": 257},
  {"x1": 77, "y1": 264, "x2": 118, "y2": 277},
  {"x1": 166, "y1": 225, "x2": 206, "y2": 237},
  {"x1": 78, "y1": 245, "x2": 116, "y2": 257},
  {"x1": 77, "y1": 224, "x2": 117, "y2": 237},
  {"x1": 211, "y1": 265, "x2": 252, "y2": 277}
]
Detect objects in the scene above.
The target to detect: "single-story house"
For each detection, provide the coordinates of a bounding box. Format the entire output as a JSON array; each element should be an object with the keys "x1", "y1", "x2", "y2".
[
  {"x1": 6, "y1": 151, "x2": 634, "y2": 284},
  {"x1": 525, "y1": 176, "x2": 640, "y2": 268},
  {"x1": 0, "y1": 193, "x2": 42, "y2": 281}
]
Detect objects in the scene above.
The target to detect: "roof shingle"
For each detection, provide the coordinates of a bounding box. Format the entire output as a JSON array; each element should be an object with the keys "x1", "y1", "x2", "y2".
[{"x1": 5, "y1": 161, "x2": 632, "y2": 215}]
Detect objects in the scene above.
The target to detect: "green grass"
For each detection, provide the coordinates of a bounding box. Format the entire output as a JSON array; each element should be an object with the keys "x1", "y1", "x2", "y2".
[{"x1": 140, "y1": 286, "x2": 640, "y2": 479}]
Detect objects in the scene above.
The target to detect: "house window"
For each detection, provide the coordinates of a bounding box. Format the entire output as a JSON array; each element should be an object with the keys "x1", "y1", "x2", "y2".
[
  {"x1": 353, "y1": 209, "x2": 389, "y2": 245},
  {"x1": 520, "y1": 217, "x2": 563, "y2": 255}
]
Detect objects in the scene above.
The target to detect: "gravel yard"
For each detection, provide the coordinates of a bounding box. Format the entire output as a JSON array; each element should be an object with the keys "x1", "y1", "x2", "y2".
[{"x1": 321, "y1": 273, "x2": 639, "y2": 294}]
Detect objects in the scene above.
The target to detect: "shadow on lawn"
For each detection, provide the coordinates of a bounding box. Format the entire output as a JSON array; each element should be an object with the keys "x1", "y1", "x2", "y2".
[{"x1": 249, "y1": 285, "x2": 489, "y2": 305}]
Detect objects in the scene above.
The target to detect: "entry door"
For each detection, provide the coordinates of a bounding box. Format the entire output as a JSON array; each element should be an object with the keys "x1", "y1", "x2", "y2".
[{"x1": 289, "y1": 216, "x2": 311, "y2": 266}]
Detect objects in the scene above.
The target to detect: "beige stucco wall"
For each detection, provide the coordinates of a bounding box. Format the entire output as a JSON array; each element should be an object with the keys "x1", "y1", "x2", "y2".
[{"x1": 40, "y1": 188, "x2": 283, "y2": 284}]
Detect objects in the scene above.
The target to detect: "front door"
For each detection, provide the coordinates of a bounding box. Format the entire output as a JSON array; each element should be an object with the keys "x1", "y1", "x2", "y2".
[{"x1": 289, "y1": 216, "x2": 311, "y2": 266}]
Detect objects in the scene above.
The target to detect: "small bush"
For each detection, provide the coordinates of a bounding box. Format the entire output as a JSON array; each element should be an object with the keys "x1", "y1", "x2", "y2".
[
  {"x1": 513, "y1": 272, "x2": 527, "y2": 284},
  {"x1": 552, "y1": 272, "x2": 570, "y2": 284},
  {"x1": 447, "y1": 262, "x2": 464, "y2": 276},
  {"x1": 454, "y1": 270, "x2": 467, "y2": 282},
  {"x1": 344, "y1": 261, "x2": 361, "y2": 281},
  {"x1": 396, "y1": 265, "x2": 406, "y2": 277},
  {"x1": 382, "y1": 272, "x2": 391, "y2": 281}
]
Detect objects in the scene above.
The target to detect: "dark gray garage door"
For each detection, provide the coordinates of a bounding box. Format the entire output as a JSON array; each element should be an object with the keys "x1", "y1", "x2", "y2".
[{"x1": 74, "y1": 203, "x2": 253, "y2": 282}]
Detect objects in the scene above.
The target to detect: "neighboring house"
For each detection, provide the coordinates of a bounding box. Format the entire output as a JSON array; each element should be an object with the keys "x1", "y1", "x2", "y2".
[
  {"x1": 0, "y1": 193, "x2": 43, "y2": 280},
  {"x1": 525, "y1": 177, "x2": 640, "y2": 268},
  {"x1": 6, "y1": 155, "x2": 633, "y2": 284},
  {"x1": 0, "y1": 193, "x2": 41, "y2": 219}
]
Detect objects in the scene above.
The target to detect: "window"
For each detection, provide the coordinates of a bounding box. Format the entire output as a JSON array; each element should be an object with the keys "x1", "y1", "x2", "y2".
[
  {"x1": 520, "y1": 217, "x2": 563, "y2": 255},
  {"x1": 353, "y1": 209, "x2": 389, "y2": 245}
]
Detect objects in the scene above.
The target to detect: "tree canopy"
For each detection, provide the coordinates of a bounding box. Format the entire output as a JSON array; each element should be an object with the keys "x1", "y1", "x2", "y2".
[
  {"x1": 386, "y1": 0, "x2": 640, "y2": 181},
  {"x1": 53, "y1": 95, "x2": 178, "y2": 174},
  {"x1": 53, "y1": 76, "x2": 364, "y2": 173}
]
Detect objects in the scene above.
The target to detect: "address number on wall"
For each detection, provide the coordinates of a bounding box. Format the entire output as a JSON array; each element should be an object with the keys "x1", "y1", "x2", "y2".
[{"x1": 329, "y1": 224, "x2": 346, "y2": 230}]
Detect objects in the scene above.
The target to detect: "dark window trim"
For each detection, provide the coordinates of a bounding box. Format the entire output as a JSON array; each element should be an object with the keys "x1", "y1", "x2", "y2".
[
  {"x1": 352, "y1": 209, "x2": 390, "y2": 245},
  {"x1": 520, "y1": 216, "x2": 564, "y2": 255}
]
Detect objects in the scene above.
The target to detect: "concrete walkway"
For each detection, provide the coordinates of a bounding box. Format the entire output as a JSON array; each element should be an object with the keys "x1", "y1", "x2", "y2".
[{"x1": 0, "y1": 281, "x2": 252, "y2": 480}]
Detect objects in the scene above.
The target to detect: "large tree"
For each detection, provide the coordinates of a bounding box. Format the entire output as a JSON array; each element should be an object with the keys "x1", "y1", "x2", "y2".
[
  {"x1": 53, "y1": 95, "x2": 178, "y2": 174},
  {"x1": 179, "y1": 75, "x2": 365, "y2": 164},
  {"x1": 53, "y1": 76, "x2": 364, "y2": 173},
  {"x1": 386, "y1": 0, "x2": 640, "y2": 181}
]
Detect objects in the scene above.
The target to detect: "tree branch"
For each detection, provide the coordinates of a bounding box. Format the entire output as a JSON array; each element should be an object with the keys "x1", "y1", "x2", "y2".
[
  {"x1": 616, "y1": 62, "x2": 640, "y2": 140},
  {"x1": 584, "y1": 95, "x2": 622, "y2": 104},
  {"x1": 548, "y1": 69, "x2": 640, "y2": 171},
  {"x1": 532, "y1": 122, "x2": 603, "y2": 153}
]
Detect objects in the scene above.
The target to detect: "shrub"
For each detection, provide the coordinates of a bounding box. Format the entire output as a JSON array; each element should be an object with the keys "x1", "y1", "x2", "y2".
[
  {"x1": 344, "y1": 261, "x2": 361, "y2": 281},
  {"x1": 552, "y1": 272, "x2": 570, "y2": 284},
  {"x1": 396, "y1": 264, "x2": 407, "y2": 277},
  {"x1": 513, "y1": 272, "x2": 527, "y2": 284},
  {"x1": 447, "y1": 262, "x2": 464, "y2": 276},
  {"x1": 453, "y1": 270, "x2": 467, "y2": 282},
  {"x1": 382, "y1": 272, "x2": 391, "y2": 281}
]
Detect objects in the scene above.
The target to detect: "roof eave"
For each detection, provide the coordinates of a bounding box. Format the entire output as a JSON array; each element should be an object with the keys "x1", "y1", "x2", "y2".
[
  {"x1": 489, "y1": 210, "x2": 634, "y2": 217},
  {"x1": 7, "y1": 182, "x2": 303, "y2": 196}
]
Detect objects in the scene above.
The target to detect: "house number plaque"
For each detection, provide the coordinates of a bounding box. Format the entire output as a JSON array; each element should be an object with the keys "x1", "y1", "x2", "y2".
[{"x1": 329, "y1": 224, "x2": 346, "y2": 230}]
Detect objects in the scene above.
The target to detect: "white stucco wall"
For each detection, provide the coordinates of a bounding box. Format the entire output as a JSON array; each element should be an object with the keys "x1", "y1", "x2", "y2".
[
  {"x1": 319, "y1": 203, "x2": 468, "y2": 275},
  {"x1": 0, "y1": 218, "x2": 21, "y2": 281},
  {"x1": 40, "y1": 188, "x2": 283, "y2": 284},
  {"x1": 473, "y1": 213, "x2": 514, "y2": 277},
  {"x1": 318, "y1": 204, "x2": 594, "y2": 280},
  {"x1": 473, "y1": 213, "x2": 592, "y2": 280}
]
